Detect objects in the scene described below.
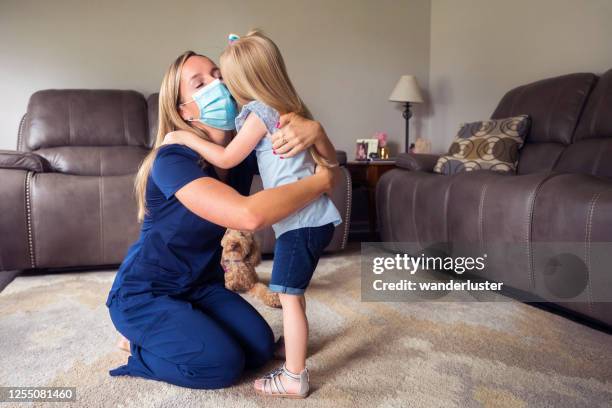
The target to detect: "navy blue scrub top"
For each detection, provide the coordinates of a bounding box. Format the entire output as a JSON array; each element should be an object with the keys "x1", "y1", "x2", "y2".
[{"x1": 106, "y1": 144, "x2": 257, "y2": 306}]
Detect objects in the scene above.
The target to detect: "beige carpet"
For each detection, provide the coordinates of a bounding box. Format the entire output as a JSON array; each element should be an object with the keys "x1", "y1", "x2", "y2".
[{"x1": 1, "y1": 247, "x2": 611, "y2": 408}]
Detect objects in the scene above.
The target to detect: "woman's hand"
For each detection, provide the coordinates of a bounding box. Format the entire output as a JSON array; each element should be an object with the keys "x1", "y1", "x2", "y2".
[{"x1": 271, "y1": 113, "x2": 327, "y2": 158}]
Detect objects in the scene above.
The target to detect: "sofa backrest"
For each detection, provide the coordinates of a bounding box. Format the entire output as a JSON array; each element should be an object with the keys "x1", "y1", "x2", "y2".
[
  {"x1": 491, "y1": 73, "x2": 596, "y2": 175},
  {"x1": 20, "y1": 90, "x2": 153, "y2": 176},
  {"x1": 554, "y1": 69, "x2": 612, "y2": 177},
  {"x1": 147, "y1": 93, "x2": 159, "y2": 147}
]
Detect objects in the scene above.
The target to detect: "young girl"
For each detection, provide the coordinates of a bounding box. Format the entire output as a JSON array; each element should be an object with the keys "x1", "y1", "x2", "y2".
[{"x1": 166, "y1": 31, "x2": 342, "y2": 398}]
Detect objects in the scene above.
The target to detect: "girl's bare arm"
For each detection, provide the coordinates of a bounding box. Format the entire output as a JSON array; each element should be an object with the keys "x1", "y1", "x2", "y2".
[{"x1": 164, "y1": 114, "x2": 266, "y2": 169}]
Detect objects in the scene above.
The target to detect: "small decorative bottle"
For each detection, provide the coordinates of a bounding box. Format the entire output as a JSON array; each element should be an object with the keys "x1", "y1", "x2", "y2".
[{"x1": 376, "y1": 132, "x2": 389, "y2": 160}]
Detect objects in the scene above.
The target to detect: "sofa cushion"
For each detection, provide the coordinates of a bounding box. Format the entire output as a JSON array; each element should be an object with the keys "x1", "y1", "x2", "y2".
[
  {"x1": 574, "y1": 68, "x2": 612, "y2": 142},
  {"x1": 24, "y1": 90, "x2": 149, "y2": 151},
  {"x1": 30, "y1": 173, "x2": 140, "y2": 268},
  {"x1": 446, "y1": 171, "x2": 555, "y2": 292},
  {"x1": 491, "y1": 73, "x2": 596, "y2": 145},
  {"x1": 377, "y1": 169, "x2": 450, "y2": 245},
  {"x1": 554, "y1": 69, "x2": 612, "y2": 177},
  {"x1": 554, "y1": 138, "x2": 612, "y2": 178},
  {"x1": 147, "y1": 93, "x2": 159, "y2": 148},
  {"x1": 433, "y1": 115, "x2": 530, "y2": 175}
]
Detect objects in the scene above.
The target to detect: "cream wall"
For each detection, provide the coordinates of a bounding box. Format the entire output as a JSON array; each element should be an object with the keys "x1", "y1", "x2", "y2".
[
  {"x1": 0, "y1": 0, "x2": 431, "y2": 156},
  {"x1": 4, "y1": 1, "x2": 610, "y2": 157},
  {"x1": 428, "y1": 0, "x2": 612, "y2": 153}
]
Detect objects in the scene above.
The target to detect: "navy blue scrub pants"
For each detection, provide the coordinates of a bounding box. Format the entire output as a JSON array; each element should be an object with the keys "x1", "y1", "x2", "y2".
[{"x1": 107, "y1": 283, "x2": 274, "y2": 389}]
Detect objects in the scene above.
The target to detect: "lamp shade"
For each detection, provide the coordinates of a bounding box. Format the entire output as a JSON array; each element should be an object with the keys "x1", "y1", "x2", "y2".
[{"x1": 389, "y1": 75, "x2": 424, "y2": 103}]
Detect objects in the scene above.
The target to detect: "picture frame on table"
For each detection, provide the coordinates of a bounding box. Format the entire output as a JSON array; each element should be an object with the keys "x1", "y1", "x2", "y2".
[{"x1": 355, "y1": 138, "x2": 379, "y2": 160}]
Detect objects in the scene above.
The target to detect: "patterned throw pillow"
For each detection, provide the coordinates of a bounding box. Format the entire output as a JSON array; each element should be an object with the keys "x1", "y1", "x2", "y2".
[{"x1": 433, "y1": 115, "x2": 530, "y2": 175}]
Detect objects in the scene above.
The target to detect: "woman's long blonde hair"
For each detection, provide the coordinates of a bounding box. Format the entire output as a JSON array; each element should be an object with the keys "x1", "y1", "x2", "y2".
[
  {"x1": 134, "y1": 51, "x2": 211, "y2": 222},
  {"x1": 220, "y1": 30, "x2": 331, "y2": 167}
]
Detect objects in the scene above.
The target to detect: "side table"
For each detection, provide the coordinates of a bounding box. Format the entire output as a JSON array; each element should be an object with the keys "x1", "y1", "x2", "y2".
[{"x1": 346, "y1": 160, "x2": 396, "y2": 241}]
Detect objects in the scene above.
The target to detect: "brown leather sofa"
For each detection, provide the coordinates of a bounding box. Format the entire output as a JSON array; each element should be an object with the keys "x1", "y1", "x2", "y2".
[
  {"x1": 377, "y1": 69, "x2": 612, "y2": 327},
  {"x1": 0, "y1": 90, "x2": 351, "y2": 274}
]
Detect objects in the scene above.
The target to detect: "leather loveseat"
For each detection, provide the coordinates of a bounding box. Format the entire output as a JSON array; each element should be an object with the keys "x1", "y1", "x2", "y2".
[
  {"x1": 377, "y1": 69, "x2": 612, "y2": 327},
  {"x1": 0, "y1": 89, "x2": 351, "y2": 274}
]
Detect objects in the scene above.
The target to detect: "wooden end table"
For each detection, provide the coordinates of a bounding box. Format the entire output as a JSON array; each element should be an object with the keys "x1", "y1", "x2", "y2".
[{"x1": 346, "y1": 160, "x2": 396, "y2": 241}]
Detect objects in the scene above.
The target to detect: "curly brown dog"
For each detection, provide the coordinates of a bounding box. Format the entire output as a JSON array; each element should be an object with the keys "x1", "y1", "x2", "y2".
[{"x1": 221, "y1": 229, "x2": 281, "y2": 308}]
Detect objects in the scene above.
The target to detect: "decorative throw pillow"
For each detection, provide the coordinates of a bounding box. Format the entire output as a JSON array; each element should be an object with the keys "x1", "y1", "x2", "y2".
[{"x1": 433, "y1": 115, "x2": 530, "y2": 175}]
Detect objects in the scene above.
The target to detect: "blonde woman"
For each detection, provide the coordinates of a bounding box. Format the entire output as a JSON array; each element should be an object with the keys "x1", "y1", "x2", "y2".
[
  {"x1": 164, "y1": 31, "x2": 342, "y2": 398},
  {"x1": 105, "y1": 50, "x2": 338, "y2": 390}
]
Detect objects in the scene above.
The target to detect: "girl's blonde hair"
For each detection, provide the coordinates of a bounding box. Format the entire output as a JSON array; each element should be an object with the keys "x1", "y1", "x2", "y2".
[
  {"x1": 220, "y1": 30, "x2": 332, "y2": 167},
  {"x1": 134, "y1": 51, "x2": 212, "y2": 222}
]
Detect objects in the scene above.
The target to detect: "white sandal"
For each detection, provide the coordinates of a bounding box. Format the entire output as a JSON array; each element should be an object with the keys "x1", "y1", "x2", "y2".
[{"x1": 254, "y1": 363, "x2": 309, "y2": 399}]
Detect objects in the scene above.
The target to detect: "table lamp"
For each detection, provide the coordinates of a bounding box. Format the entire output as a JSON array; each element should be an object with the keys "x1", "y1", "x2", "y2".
[{"x1": 389, "y1": 75, "x2": 424, "y2": 152}]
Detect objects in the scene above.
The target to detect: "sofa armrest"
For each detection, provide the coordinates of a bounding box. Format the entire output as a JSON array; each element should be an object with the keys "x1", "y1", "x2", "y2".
[
  {"x1": 396, "y1": 152, "x2": 440, "y2": 172},
  {"x1": 0, "y1": 150, "x2": 51, "y2": 172}
]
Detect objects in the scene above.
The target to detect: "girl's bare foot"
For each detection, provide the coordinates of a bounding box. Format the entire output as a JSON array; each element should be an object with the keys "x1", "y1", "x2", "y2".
[{"x1": 116, "y1": 336, "x2": 130, "y2": 352}]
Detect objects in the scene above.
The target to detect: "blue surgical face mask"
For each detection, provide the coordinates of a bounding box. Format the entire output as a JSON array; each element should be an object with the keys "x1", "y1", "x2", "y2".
[{"x1": 180, "y1": 78, "x2": 238, "y2": 130}]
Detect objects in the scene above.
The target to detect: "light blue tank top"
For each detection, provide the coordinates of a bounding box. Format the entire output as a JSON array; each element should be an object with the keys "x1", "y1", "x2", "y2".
[{"x1": 235, "y1": 100, "x2": 342, "y2": 238}]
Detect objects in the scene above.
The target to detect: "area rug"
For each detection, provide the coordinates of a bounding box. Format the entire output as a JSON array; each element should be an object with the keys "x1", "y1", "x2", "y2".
[{"x1": 1, "y1": 247, "x2": 611, "y2": 407}]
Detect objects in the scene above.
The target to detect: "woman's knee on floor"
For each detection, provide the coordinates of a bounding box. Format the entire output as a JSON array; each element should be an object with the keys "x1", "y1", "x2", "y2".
[
  {"x1": 245, "y1": 329, "x2": 274, "y2": 369},
  {"x1": 238, "y1": 310, "x2": 274, "y2": 369},
  {"x1": 175, "y1": 342, "x2": 246, "y2": 389}
]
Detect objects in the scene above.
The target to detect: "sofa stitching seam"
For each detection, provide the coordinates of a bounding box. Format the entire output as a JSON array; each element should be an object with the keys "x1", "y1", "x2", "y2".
[
  {"x1": 412, "y1": 178, "x2": 421, "y2": 248},
  {"x1": 68, "y1": 93, "x2": 73, "y2": 146},
  {"x1": 341, "y1": 167, "x2": 351, "y2": 250},
  {"x1": 443, "y1": 175, "x2": 459, "y2": 244},
  {"x1": 585, "y1": 191, "x2": 601, "y2": 313},
  {"x1": 99, "y1": 176, "x2": 105, "y2": 264},
  {"x1": 18, "y1": 114, "x2": 27, "y2": 151},
  {"x1": 527, "y1": 174, "x2": 558, "y2": 290},
  {"x1": 478, "y1": 182, "x2": 489, "y2": 257},
  {"x1": 25, "y1": 171, "x2": 36, "y2": 268}
]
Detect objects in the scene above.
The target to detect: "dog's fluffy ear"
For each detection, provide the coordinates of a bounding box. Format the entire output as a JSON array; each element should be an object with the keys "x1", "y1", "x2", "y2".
[
  {"x1": 245, "y1": 233, "x2": 262, "y2": 266},
  {"x1": 221, "y1": 230, "x2": 229, "y2": 248},
  {"x1": 221, "y1": 229, "x2": 233, "y2": 249},
  {"x1": 237, "y1": 232, "x2": 252, "y2": 258}
]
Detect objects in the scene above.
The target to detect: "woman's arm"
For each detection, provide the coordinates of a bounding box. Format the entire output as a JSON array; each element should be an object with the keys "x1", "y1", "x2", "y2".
[
  {"x1": 175, "y1": 166, "x2": 337, "y2": 231},
  {"x1": 164, "y1": 114, "x2": 266, "y2": 169}
]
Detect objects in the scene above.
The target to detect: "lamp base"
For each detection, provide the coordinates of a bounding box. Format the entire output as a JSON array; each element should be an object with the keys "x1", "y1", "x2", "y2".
[{"x1": 403, "y1": 102, "x2": 413, "y2": 153}]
